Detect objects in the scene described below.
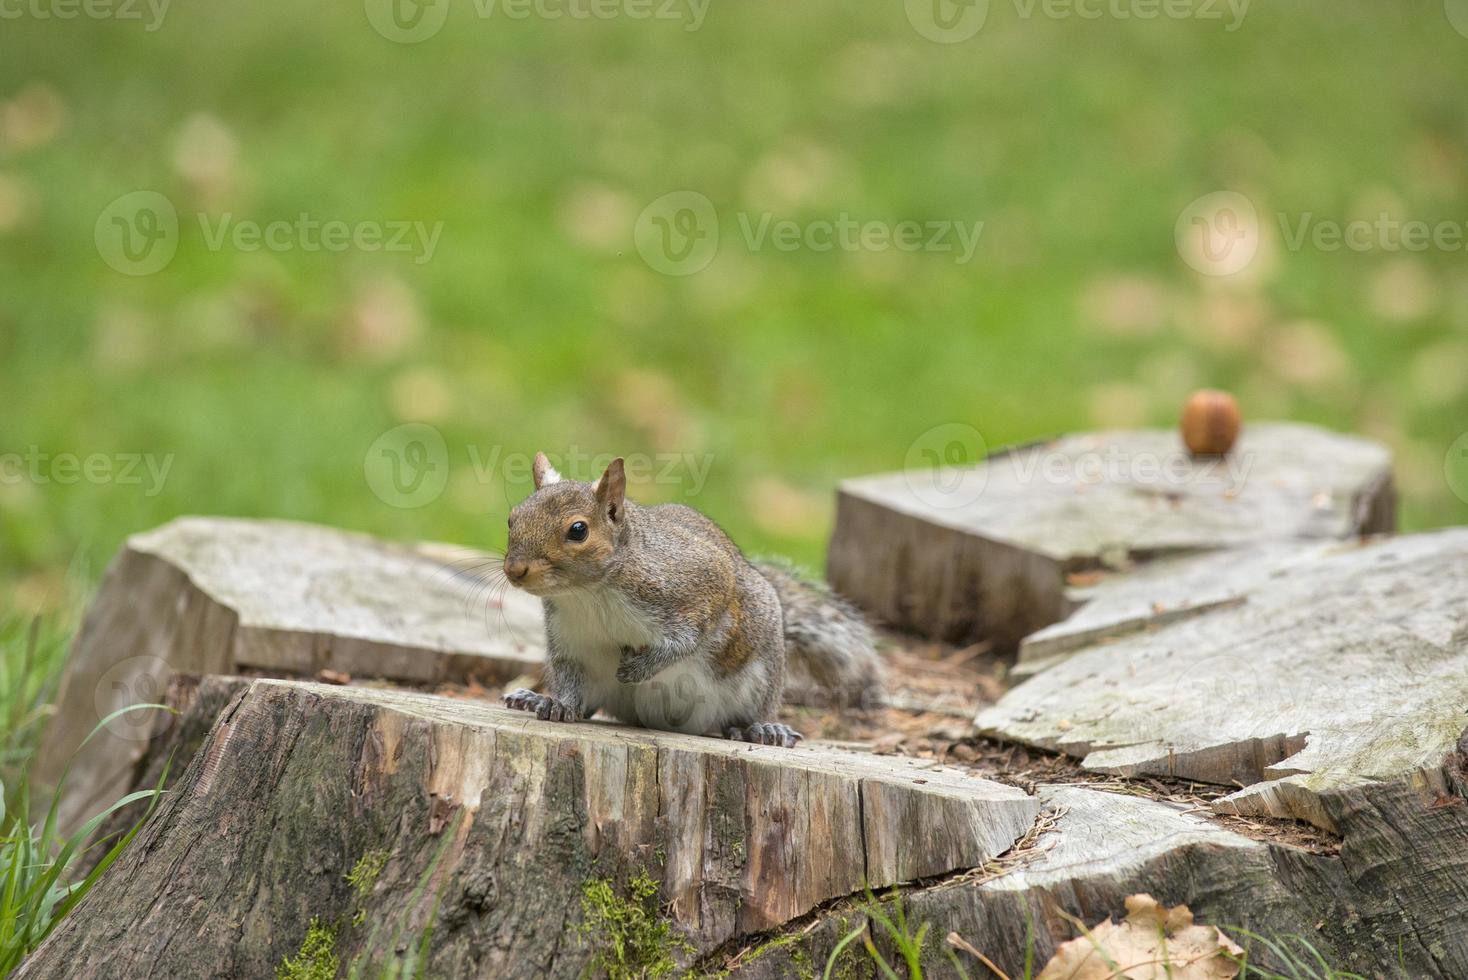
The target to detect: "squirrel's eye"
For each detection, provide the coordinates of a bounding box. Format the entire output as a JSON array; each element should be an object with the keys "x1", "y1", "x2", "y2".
[{"x1": 567, "y1": 521, "x2": 589, "y2": 542}]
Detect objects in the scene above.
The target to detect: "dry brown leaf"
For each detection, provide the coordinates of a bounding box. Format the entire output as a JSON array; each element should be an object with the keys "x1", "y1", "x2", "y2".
[{"x1": 1038, "y1": 894, "x2": 1244, "y2": 980}]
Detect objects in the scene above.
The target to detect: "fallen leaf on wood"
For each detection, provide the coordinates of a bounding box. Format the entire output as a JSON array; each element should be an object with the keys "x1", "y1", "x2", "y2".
[{"x1": 1038, "y1": 894, "x2": 1244, "y2": 980}]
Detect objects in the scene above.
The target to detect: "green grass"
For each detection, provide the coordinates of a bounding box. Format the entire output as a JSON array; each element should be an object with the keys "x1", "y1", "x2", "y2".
[
  {"x1": 2, "y1": 3, "x2": 1468, "y2": 605},
  {"x1": 0, "y1": 616, "x2": 69, "y2": 795},
  {"x1": 0, "y1": 775, "x2": 162, "y2": 975},
  {"x1": 0, "y1": 605, "x2": 169, "y2": 976},
  {"x1": 836, "y1": 889, "x2": 1394, "y2": 980}
]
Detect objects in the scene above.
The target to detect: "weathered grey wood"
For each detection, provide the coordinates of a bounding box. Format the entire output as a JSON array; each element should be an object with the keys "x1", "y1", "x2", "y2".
[
  {"x1": 79, "y1": 673, "x2": 253, "y2": 876},
  {"x1": 1016, "y1": 540, "x2": 1332, "y2": 674},
  {"x1": 725, "y1": 775, "x2": 1468, "y2": 978},
  {"x1": 828, "y1": 423, "x2": 1394, "y2": 645},
  {"x1": 978, "y1": 529, "x2": 1468, "y2": 832},
  {"x1": 17, "y1": 679, "x2": 1038, "y2": 979},
  {"x1": 31, "y1": 517, "x2": 544, "y2": 833}
]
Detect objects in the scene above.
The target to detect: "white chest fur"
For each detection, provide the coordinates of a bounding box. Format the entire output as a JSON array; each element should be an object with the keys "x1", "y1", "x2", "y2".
[
  {"x1": 547, "y1": 588, "x2": 661, "y2": 655},
  {"x1": 544, "y1": 588, "x2": 762, "y2": 735}
]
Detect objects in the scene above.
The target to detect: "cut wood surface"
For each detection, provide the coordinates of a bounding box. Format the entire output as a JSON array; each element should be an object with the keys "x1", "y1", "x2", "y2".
[
  {"x1": 17, "y1": 679, "x2": 1038, "y2": 979},
  {"x1": 978, "y1": 529, "x2": 1468, "y2": 830},
  {"x1": 32, "y1": 516, "x2": 543, "y2": 833},
  {"x1": 55, "y1": 679, "x2": 1468, "y2": 978},
  {"x1": 726, "y1": 780, "x2": 1468, "y2": 977},
  {"x1": 1016, "y1": 539, "x2": 1332, "y2": 673},
  {"x1": 828, "y1": 423, "x2": 1394, "y2": 645}
]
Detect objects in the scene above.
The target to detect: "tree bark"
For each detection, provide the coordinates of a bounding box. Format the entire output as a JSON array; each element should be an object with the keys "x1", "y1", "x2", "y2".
[
  {"x1": 828, "y1": 423, "x2": 1394, "y2": 646},
  {"x1": 723, "y1": 775, "x2": 1468, "y2": 978},
  {"x1": 18, "y1": 679, "x2": 1037, "y2": 979},
  {"x1": 31, "y1": 517, "x2": 544, "y2": 833}
]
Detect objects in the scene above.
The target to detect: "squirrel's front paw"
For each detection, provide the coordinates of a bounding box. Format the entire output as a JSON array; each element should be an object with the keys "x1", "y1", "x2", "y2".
[
  {"x1": 502, "y1": 688, "x2": 579, "y2": 723},
  {"x1": 616, "y1": 646, "x2": 655, "y2": 684}
]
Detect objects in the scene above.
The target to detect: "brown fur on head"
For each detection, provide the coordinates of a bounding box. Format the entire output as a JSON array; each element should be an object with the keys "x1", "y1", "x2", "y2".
[{"x1": 503, "y1": 453, "x2": 626, "y2": 596}]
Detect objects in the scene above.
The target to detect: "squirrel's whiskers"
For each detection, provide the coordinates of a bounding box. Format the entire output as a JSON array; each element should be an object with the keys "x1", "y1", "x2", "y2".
[{"x1": 436, "y1": 548, "x2": 534, "y2": 651}]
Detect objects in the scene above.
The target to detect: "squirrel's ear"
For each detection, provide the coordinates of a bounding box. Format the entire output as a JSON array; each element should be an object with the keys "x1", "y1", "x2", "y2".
[
  {"x1": 594, "y1": 457, "x2": 626, "y2": 521},
  {"x1": 532, "y1": 452, "x2": 561, "y2": 489}
]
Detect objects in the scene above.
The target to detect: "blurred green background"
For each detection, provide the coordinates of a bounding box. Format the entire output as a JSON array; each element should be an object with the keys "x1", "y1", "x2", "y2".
[{"x1": 2, "y1": 1, "x2": 1468, "y2": 613}]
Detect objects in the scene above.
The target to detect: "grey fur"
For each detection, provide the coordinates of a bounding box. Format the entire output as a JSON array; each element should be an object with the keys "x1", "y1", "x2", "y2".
[
  {"x1": 756, "y1": 559, "x2": 885, "y2": 708},
  {"x1": 499, "y1": 457, "x2": 883, "y2": 743}
]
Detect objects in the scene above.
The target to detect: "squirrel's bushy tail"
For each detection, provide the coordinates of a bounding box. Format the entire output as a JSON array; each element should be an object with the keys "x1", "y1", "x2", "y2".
[{"x1": 755, "y1": 559, "x2": 885, "y2": 708}]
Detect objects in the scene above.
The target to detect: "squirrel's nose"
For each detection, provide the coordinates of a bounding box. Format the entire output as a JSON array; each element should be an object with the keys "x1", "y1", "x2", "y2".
[{"x1": 504, "y1": 558, "x2": 530, "y2": 582}]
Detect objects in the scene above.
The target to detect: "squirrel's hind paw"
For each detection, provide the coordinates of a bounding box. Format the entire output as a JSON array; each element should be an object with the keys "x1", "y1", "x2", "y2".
[
  {"x1": 726, "y1": 722, "x2": 803, "y2": 749},
  {"x1": 502, "y1": 688, "x2": 579, "y2": 723}
]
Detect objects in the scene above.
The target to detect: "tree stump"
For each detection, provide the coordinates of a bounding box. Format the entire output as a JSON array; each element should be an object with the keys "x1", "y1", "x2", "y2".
[
  {"x1": 38, "y1": 680, "x2": 1468, "y2": 977},
  {"x1": 827, "y1": 423, "x2": 1394, "y2": 646},
  {"x1": 724, "y1": 779, "x2": 1468, "y2": 977},
  {"x1": 31, "y1": 516, "x2": 543, "y2": 833},
  {"x1": 977, "y1": 529, "x2": 1468, "y2": 832},
  {"x1": 17, "y1": 679, "x2": 1037, "y2": 980}
]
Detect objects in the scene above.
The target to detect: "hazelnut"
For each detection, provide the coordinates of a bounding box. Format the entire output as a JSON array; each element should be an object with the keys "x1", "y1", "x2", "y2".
[{"x1": 1181, "y1": 389, "x2": 1241, "y2": 456}]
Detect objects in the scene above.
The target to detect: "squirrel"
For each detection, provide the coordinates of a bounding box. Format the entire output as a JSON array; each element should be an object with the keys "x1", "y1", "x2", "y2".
[{"x1": 500, "y1": 452, "x2": 883, "y2": 748}]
